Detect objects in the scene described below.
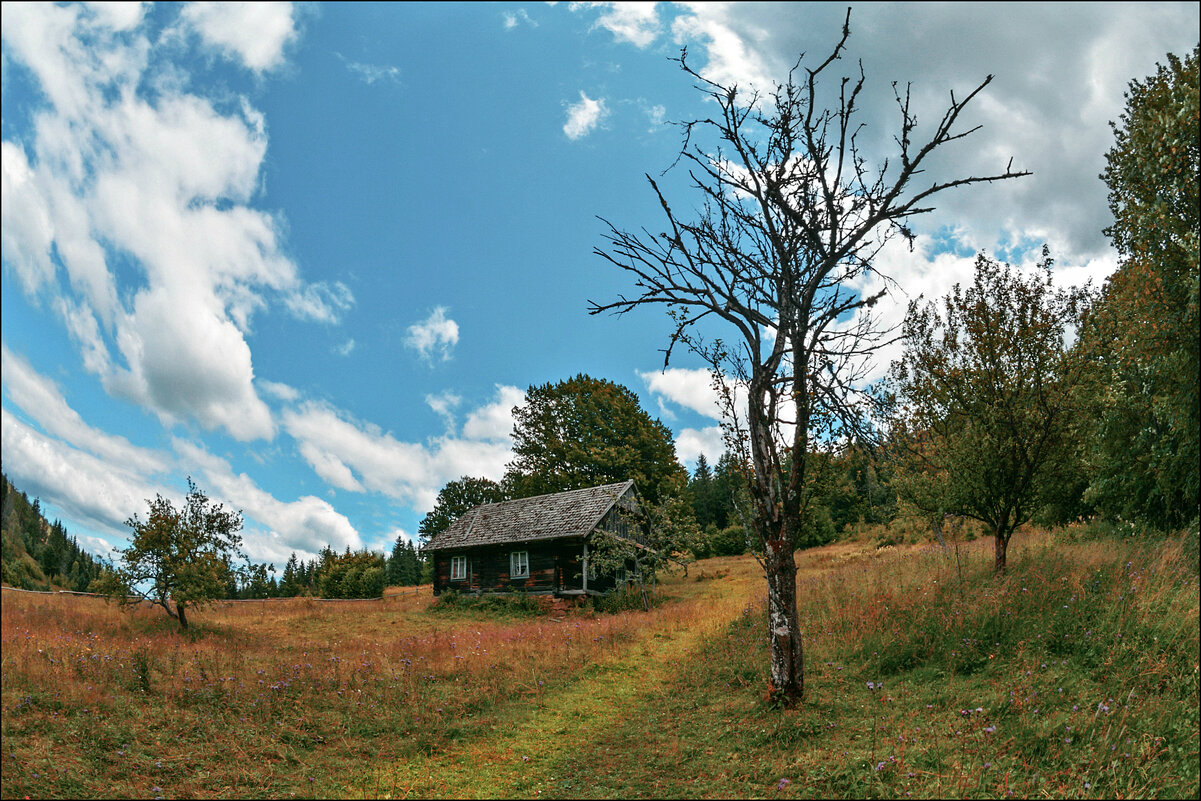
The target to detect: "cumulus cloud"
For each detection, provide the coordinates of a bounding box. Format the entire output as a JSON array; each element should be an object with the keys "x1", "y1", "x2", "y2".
[
  {"x1": 563, "y1": 91, "x2": 608, "y2": 140},
  {"x1": 673, "y1": 425, "x2": 726, "y2": 466},
  {"x1": 174, "y1": 439, "x2": 363, "y2": 562},
  {"x1": 282, "y1": 385, "x2": 522, "y2": 514},
  {"x1": 405, "y1": 307, "x2": 459, "y2": 363},
  {"x1": 669, "y1": 3, "x2": 776, "y2": 94},
  {"x1": 0, "y1": 2, "x2": 346, "y2": 442},
  {"x1": 180, "y1": 2, "x2": 298, "y2": 73},
  {"x1": 571, "y1": 2, "x2": 1198, "y2": 263},
  {"x1": 462, "y1": 385, "x2": 526, "y2": 441}
]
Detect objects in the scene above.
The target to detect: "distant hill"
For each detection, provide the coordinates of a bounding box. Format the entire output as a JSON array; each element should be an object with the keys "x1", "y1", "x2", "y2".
[{"x1": 1, "y1": 471, "x2": 111, "y2": 592}]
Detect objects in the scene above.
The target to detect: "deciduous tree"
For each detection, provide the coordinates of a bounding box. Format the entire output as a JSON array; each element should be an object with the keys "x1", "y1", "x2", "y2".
[
  {"x1": 1082, "y1": 46, "x2": 1199, "y2": 528},
  {"x1": 504, "y1": 374, "x2": 688, "y2": 506},
  {"x1": 95, "y1": 478, "x2": 244, "y2": 629},
  {"x1": 889, "y1": 250, "x2": 1092, "y2": 573},
  {"x1": 417, "y1": 476, "x2": 506, "y2": 544},
  {"x1": 590, "y1": 10, "x2": 1027, "y2": 704}
]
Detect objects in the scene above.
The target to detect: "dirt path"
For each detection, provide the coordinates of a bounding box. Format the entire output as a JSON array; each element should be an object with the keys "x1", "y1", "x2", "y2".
[{"x1": 349, "y1": 561, "x2": 762, "y2": 799}]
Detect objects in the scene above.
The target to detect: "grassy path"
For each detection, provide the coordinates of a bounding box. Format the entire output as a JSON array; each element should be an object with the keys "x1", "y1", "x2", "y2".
[{"x1": 347, "y1": 561, "x2": 763, "y2": 799}]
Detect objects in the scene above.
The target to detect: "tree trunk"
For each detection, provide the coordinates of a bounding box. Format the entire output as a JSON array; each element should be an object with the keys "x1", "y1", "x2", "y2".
[
  {"x1": 993, "y1": 531, "x2": 1008, "y2": 574},
  {"x1": 176, "y1": 601, "x2": 189, "y2": 630},
  {"x1": 765, "y1": 536, "x2": 803, "y2": 704}
]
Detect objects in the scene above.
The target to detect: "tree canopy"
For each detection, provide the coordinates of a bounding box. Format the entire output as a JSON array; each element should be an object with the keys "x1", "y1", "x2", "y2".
[
  {"x1": 96, "y1": 478, "x2": 245, "y2": 629},
  {"x1": 1082, "y1": 46, "x2": 1199, "y2": 528},
  {"x1": 418, "y1": 476, "x2": 507, "y2": 544},
  {"x1": 889, "y1": 250, "x2": 1092, "y2": 572},
  {"x1": 504, "y1": 374, "x2": 688, "y2": 506}
]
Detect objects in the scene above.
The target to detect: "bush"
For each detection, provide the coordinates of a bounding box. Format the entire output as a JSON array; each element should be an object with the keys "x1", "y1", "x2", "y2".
[
  {"x1": 591, "y1": 586, "x2": 660, "y2": 613},
  {"x1": 711, "y1": 524, "x2": 748, "y2": 557},
  {"x1": 432, "y1": 590, "x2": 542, "y2": 617}
]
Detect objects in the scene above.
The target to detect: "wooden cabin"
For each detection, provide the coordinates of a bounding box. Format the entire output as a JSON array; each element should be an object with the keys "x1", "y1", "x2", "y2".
[{"x1": 423, "y1": 480, "x2": 646, "y2": 596}]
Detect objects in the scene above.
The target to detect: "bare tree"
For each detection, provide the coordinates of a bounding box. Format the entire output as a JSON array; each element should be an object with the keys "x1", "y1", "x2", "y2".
[{"x1": 589, "y1": 10, "x2": 1028, "y2": 705}]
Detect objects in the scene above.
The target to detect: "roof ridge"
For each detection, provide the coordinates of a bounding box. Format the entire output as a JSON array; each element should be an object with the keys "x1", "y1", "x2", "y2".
[{"x1": 483, "y1": 480, "x2": 632, "y2": 510}]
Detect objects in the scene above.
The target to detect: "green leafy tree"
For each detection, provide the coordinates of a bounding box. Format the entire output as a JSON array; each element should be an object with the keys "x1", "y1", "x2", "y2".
[
  {"x1": 1082, "y1": 46, "x2": 1199, "y2": 528},
  {"x1": 504, "y1": 374, "x2": 688, "y2": 506},
  {"x1": 93, "y1": 478, "x2": 244, "y2": 629},
  {"x1": 417, "y1": 476, "x2": 506, "y2": 544},
  {"x1": 889, "y1": 250, "x2": 1092, "y2": 573}
]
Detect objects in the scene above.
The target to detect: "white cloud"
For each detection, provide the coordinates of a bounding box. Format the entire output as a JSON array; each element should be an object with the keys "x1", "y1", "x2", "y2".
[
  {"x1": 640, "y1": 367, "x2": 723, "y2": 420},
  {"x1": 575, "y1": 2, "x2": 660, "y2": 48},
  {"x1": 405, "y1": 307, "x2": 459, "y2": 363},
  {"x1": 0, "y1": 407, "x2": 166, "y2": 539},
  {"x1": 502, "y1": 8, "x2": 538, "y2": 30},
  {"x1": 174, "y1": 439, "x2": 363, "y2": 561},
  {"x1": 297, "y1": 441, "x2": 364, "y2": 493},
  {"x1": 673, "y1": 425, "x2": 725, "y2": 466},
  {"x1": 1, "y1": 344, "x2": 168, "y2": 475},
  {"x1": 180, "y1": 2, "x2": 297, "y2": 73},
  {"x1": 462, "y1": 385, "x2": 525, "y2": 441},
  {"x1": 334, "y1": 338, "x2": 356, "y2": 357},
  {"x1": 670, "y1": 3, "x2": 776, "y2": 95},
  {"x1": 1, "y1": 3, "x2": 347, "y2": 442},
  {"x1": 84, "y1": 2, "x2": 148, "y2": 32},
  {"x1": 426, "y1": 391, "x2": 462, "y2": 433},
  {"x1": 282, "y1": 386, "x2": 522, "y2": 514},
  {"x1": 258, "y1": 379, "x2": 300, "y2": 403},
  {"x1": 563, "y1": 91, "x2": 608, "y2": 140},
  {"x1": 341, "y1": 57, "x2": 401, "y2": 85}
]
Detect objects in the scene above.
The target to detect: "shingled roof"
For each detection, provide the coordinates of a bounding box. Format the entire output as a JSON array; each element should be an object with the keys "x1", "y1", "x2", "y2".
[{"x1": 423, "y1": 480, "x2": 636, "y2": 551}]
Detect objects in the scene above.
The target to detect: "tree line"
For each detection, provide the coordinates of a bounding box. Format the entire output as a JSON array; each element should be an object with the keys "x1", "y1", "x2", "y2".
[{"x1": 0, "y1": 471, "x2": 111, "y2": 593}]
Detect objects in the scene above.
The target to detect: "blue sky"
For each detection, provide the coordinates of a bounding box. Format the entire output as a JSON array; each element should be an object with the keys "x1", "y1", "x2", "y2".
[{"x1": 2, "y1": 2, "x2": 1197, "y2": 569}]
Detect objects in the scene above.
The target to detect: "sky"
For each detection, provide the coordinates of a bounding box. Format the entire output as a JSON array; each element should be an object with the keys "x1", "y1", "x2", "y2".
[{"x1": 2, "y1": 2, "x2": 1198, "y2": 570}]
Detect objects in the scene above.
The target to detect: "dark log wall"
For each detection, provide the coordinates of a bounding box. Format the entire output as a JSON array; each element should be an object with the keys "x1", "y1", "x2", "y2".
[{"x1": 433, "y1": 538, "x2": 589, "y2": 595}]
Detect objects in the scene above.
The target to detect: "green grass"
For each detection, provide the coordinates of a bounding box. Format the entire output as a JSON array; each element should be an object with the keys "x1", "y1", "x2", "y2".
[
  {"x1": 506, "y1": 534, "x2": 1199, "y2": 799},
  {"x1": 3, "y1": 533, "x2": 1197, "y2": 799}
]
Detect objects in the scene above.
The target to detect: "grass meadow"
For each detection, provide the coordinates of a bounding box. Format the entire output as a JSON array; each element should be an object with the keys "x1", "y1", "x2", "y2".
[{"x1": 2, "y1": 527, "x2": 1197, "y2": 799}]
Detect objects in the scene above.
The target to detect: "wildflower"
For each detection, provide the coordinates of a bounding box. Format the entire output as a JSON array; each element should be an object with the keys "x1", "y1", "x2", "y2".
[{"x1": 777, "y1": 778, "x2": 791, "y2": 790}]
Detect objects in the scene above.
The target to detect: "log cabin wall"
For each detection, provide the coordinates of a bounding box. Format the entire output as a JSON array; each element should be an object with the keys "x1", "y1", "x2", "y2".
[{"x1": 433, "y1": 538, "x2": 590, "y2": 595}]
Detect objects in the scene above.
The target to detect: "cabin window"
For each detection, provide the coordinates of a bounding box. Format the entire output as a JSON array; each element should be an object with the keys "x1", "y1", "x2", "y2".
[
  {"x1": 614, "y1": 565, "x2": 627, "y2": 583},
  {"x1": 510, "y1": 551, "x2": 530, "y2": 579},
  {"x1": 451, "y1": 555, "x2": 467, "y2": 581}
]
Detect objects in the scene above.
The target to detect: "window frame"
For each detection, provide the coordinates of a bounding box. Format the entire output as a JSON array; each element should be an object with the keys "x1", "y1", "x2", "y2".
[
  {"x1": 450, "y1": 554, "x2": 467, "y2": 581},
  {"x1": 510, "y1": 550, "x2": 530, "y2": 579}
]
